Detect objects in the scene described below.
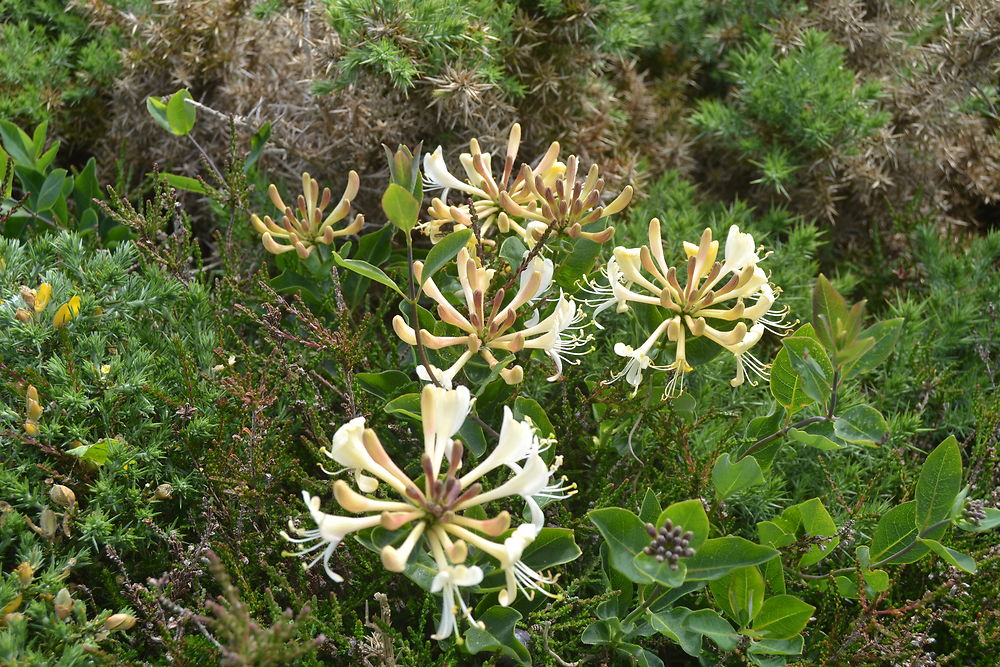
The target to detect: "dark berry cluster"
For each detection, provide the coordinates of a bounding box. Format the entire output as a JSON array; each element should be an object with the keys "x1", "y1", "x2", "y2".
[
  {"x1": 643, "y1": 519, "x2": 695, "y2": 569},
  {"x1": 963, "y1": 499, "x2": 986, "y2": 526}
]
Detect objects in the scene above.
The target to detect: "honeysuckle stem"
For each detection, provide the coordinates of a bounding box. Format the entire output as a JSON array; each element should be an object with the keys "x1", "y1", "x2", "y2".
[
  {"x1": 740, "y1": 369, "x2": 843, "y2": 461},
  {"x1": 407, "y1": 234, "x2": 447, "y2": 391},
  {"x1": 791, "y1": 517, "x2": 955, "y2": 581},
  {"x1": 740, "y1": 415, "x2": 830, "y2": 460}
]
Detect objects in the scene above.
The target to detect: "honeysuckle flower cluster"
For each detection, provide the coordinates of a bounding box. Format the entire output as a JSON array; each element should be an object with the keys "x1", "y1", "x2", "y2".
[
  {"x1": 421, "y1": 123, "x2": 633, "y2": 246},
  {"x1": 588, "y1": 220, "x2": 789, "y2": 397},
  {"x1": 282, "y1": 385, "x2": 575, "y2": 640},
  {"x1": 392, "y1": 247, "x2": 590, "y2": 385},
  {"x1": 250, "y1": 172, "x2": 363, "y2": 258}
]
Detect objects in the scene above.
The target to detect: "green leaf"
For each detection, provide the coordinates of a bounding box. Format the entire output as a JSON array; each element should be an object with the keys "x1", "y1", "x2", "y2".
[
  {"x1": 554, "y1": 237, "x2": 603, "y2": 289},
  {"x1": 657, "y1": 499, "x2": 710, "y2": 552},
  {"x1": 788, "y1": 498, "x2": 840, "y2": 567},
  {"x1": 333, "y1": 252, "x2": 406, "y2": 298},
  {"x1": 915, "y1": 435, "x2": 963, "y2": 534},
  {"x1": 812, "y1": 274, "x2": 848, "y2": 351},
  {"x1": 770, "y1": 324, "x2": 834, "y2": 414},
  {"x1": 844, "y1": 318, "x2": 903, "y2": 379},
  {"x1": 712, "y1": 453, "x2": 765, "y2": 499},
  {"x1": 633, "y1": 552, "x2": 686, "y2": 588},
  {"x1": 499, "y1": 235, "x2": 528, "y2": 270},
  {"x1": 748, "y1": 635, "x2": 805, "y2": 657},
  {"x1": 648, "y1": 607, "x2": 701, "y2": 656},
  {"x1": 787, "y1": 424, "x2": 842, "y2": 450},
  {"x1": 464, "y1": 606, "x2": 529, "y2": 665},
  {"x1": 384, "y1": 393, "x2": 421, "y2": 421},
  {"x1": 956, "y1": 507, "x2": 1000, "y2": 532},
  {"x1": 709, "y1": 565, "x2": 765, "y2": 626},
  {"x1": 684, "y1": 609, "x2": 740, "y2": 651},
  {"x1": 154, "y1": 172, "x2": 209, "y2": 195},
  {"x1": 784, "y1": 345, "x2": 831, "y2": 406},
  {"x1": 588, "y1": 508, "x2": 652, "y2": 583},
  {"x1": 356, "y1": 370, "x2": 416, "y2": 401},
  {"x1": 751, "y1": 595, "x2": 814, "y2": 640},
  {"x1": 864, "y1": 569, "x2": 889, "y2": 592},
  {"x1": 457, "y1": 417, "x2": 487, "y2": 457},
  {"x1": 66, "y1": 438, "x2": 112, "y2": 466},
  {"x1": 833, "y1": 404, "x2": 888, "y2": 445},
  {"x1": 684, "y1": 537, "x2": 779, "y2": 581},
  {"x1": 918, "y1": 539, "x2": 977, "y2": 573},
  {"x1": 582, "y1": 617, "x2": 620, "y2": 645},
  {"x1": 382, "y1": 182, "x2": 421, "y2": 232},
  {"x1": 245, "y1": 122, "x2": 271, "y2": 172},
  {"x1": 639, "y1": 488, "x2": 662, "y2": 525},
  {"x1": 869, "y1": 501, "x2": 928, "y2": 564},
  {"x1": 419, "y1": 228, "x2": 473, "y2": 291},
  {"x1": 166, "y1": 89, "x2": 196, "y2": 136},
  {"x1": 0, "y1": 120, "x2": 36, "y2": 166},
  {"x1": 513, "y1": 396, "x2": 555, "y2": 440},
  {"x1": 523, "y1": 527, "x2": 581, "y2": 570},
  {"x1": 35, "y1": 169, "x2": 67, "y2": 212}
]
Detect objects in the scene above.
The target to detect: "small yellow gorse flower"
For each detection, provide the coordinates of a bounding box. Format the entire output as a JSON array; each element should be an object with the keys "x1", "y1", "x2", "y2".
[
  {"x1": 587, "y1": 220, "x2": 789, "y2": 397},
  {"x1": 282, "y1": 384, "x2": 574, "y2": 640},
  {"x1": 250, "y1": 172, "x2": 364, "y2": 258},
  {"x1": 421, "y1": 123, "x2": 632, "y2": 246},
  {"x1": 392, "y1": 247, "x2": 590, "y2": 385},
  {"x1": 14, "y1": 283, "x2": 80, "y2": 328}
]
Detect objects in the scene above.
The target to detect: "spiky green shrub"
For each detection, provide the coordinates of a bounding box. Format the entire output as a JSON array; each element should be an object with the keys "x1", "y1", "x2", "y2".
[{"x1": 690, "y1": 29, "x2": 889, "y2": 195}]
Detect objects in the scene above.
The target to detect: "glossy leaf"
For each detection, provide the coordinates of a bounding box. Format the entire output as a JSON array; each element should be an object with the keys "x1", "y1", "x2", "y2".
[
  {"x1": 869, "y1": 501, "x2": 927, "y2": 564},
  {"x1": 464, "y1": 606, "x2": 529, "y2": 665},
  {"x1": 166, "y1": 89, "x2": 196, "y2": 136},
  {"x1": 589, "y1": 508, "x2": 652, "y2": 583},
  {"x1": 382, "y1": 182, "x2": 421, "y2": 232},
  {"x1": 333, "y1": 252, "x2": 407, "y2": 298},
  {"x1": 833, "y1": 404, "x2": 888, "y2": 445},
  {"x1": 915, "y1": 435, "x2": 962, "y2": 534},
  {"x1": 419, "y1": 228, "x2": 473, "y2": 292},
  {"x1": 684, "y1": 537, "x2": 779, "y2": 581},
  {"x1": 751, "y1": 594, "x2": 814, "y2": 640},
  {"x1": 770, "y1": 324, "x2": 833, "y2": 414},
  {"x1": 918, "y1": 538, "x2": 977, "y2": 573},
  {"x1": 712, "y1": 453, "x2": 765, "y2": 500},
  {"x1": 684, "y1": 609, "x2": 740, "y2": 651},
  {"x1": 709, "y1": 565, "x2": 765, "y2": 626}
]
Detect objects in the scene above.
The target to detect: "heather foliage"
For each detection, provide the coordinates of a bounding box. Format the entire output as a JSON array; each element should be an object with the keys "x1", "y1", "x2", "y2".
[{"x1": 2, "y1": 1, "x2": 1000, "y2": 665}]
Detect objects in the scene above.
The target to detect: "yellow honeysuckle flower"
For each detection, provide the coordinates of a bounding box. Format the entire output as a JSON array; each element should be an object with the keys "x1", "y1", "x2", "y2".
[{"x1": 587, "y1": 220, "x2": 790, "y2": 398}]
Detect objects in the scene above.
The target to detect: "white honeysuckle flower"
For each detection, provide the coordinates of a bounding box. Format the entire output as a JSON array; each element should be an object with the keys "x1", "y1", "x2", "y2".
[
  {"x1": 422, "y1": 384, "x2": 473, "y2": 476},
  {"x1": 283, "y1": 384, "x2": 572, "y2": 641},
  {"x1": 423, "y1": 146, "x2": 489, "y2": 201},
  {"x1": 430, "y1": 564, "x2": 485, "y2": 640},
  {"x1": 281, "y1": 491, "x2": 382, "y2": 582},
  {"x1": 521, "y1": 254, "x2": 554, "y2": 302},
  {"x1": 590, "y1": 219, "x2": 790, "y2": 397},
  {"x1": 609, "y1": 317, "x2": 673, "y2": 394},
  {"x1": 394, "y1": 249, "x2": 592, "y2": 386},
  {"x1": 418, "y1": 123, "x2": 631, "y2": 246}
]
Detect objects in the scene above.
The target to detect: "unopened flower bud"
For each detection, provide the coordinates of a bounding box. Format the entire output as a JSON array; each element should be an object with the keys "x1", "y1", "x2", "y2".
[
  {"x1": 54, "y1": 588, "x2": 73, "y2": 620},
  {"x1": 15, "y1": 562, "x2": 33, "y2": 587},
  {"x1": 104, "y1": 613, "x2": 136, "y2": 632},
  {"x1": 50, "y1": 485, "x2": 76, "y2": 509},
  {"x1": 154, "y1": 483, "x2": 173, "y2": 500},
  {"x1": 19, "y1": 285, "x2": 35, "y2": 310},
  {"x1": 26, "y1": 385, "x2": 42, "y2": 420},
  {"x1": 40, "y1": 507, "x2": 59, "y2": 538}
]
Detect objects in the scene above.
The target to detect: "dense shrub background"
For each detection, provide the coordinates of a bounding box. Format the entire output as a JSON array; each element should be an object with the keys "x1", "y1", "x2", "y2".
[{"x1": 2, "y1": 0, "x2": 999, "y2": 665}]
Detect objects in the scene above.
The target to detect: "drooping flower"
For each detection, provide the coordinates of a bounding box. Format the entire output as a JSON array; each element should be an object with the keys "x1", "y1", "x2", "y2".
[
  {"x1": 250, "y1": 172, "x2": 363, "y2": 258},
  {"x1": 392, "y1": 247, "x2": 591, "y2": 385},
  {"x1": 282, "y1": 385, "x2": 574, "y2": 640},
  {"x1": 419, "y1": 124, "x2": 632, "y2": 246},
  {"x1": 592, "y1": 219, "x2": 790, "y2": 397}
]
